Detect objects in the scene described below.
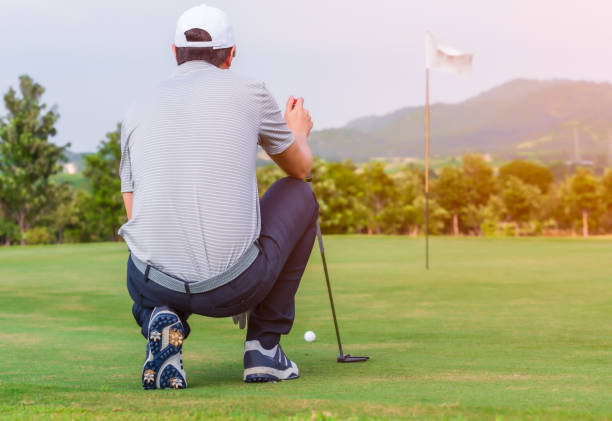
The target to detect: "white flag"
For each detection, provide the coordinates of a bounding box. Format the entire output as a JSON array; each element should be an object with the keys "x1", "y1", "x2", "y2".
[{"x1": 425, "y1": 32, "x2": 473, "y2": 74}]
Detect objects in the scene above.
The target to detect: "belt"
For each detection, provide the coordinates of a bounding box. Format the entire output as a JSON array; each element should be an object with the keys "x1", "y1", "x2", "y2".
[{"x1": 130, "y1": 242, "x2": 260, "y2": 294}]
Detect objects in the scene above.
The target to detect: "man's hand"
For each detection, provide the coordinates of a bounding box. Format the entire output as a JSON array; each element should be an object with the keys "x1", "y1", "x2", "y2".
[
  {"x1": 284, "y1": 96, "x2": 313, "y2": 137},
  {"x1": 268, "y1": 96, "x2": 314, "y2": 180}
]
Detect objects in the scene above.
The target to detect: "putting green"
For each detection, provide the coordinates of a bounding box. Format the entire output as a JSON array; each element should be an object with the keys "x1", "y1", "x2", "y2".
[{"x1": 0, "y1": 237, "x2": 610, "y2": 420}]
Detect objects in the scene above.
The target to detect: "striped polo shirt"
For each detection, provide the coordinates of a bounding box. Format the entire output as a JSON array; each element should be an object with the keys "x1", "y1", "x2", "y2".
[{"x1": 118, "y1": 60, "x2": 294, "y2": 283}]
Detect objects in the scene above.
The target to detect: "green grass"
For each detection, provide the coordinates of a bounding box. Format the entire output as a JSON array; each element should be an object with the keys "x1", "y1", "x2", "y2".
[{"x1": 0, "y1": 237, "x2": 610, "y2": 420}]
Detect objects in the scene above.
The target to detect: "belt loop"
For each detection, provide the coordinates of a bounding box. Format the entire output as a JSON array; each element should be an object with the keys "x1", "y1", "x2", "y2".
[
  {"x1": 144, "y1": 265, "x2": 151, "y2": 283},
  {"x1": 184, "y1": 282, "x2": 192, "y2": 296}
]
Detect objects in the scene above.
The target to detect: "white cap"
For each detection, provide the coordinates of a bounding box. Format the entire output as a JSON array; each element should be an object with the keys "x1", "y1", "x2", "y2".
[{"x1": 174, "y1": 4, "x2": 235, "y2": 50}]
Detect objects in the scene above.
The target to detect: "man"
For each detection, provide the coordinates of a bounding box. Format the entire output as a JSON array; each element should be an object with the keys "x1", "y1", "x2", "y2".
[{"x1": 119, "y1": 4, "x2": 317, "y2": 389}]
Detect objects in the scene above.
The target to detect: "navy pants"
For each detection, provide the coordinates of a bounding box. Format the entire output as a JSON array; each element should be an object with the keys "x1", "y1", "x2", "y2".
[{"x1": 127, "y1": 177, "x2": 319, "y2": 349}]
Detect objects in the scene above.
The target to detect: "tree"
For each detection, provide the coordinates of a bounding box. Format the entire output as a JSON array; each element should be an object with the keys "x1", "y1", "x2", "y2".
[
  {"x1": 467, "y1": 195, "x2": 505, "y2": 236},
  {"x1": 602, "y1": 169, "x2": 612, "y2": 199},
  {"x1": 499, "y1": 160, "x2": 553, "y2": 193},
  {"x1": 566, "y1": 168, "x2": 601, "y2": 237},
  {"x1": 434, "y1": 166, "x2": 468, "y2": 235},
  {"x1": 387, "y1": 166, "x2": 423, "y2": 235},
  {"x1": 30, "y1": 181, "x2": 73, "y2": 243},
  {"x1": 65, "y1": 189, "x2": 99, "y2": 243},
  {"x1": 601, "y1": 169, "x2": 612, "y2": 231},
  {"x1": 0, "y1": 211, "x2": 19, "y2": 245},
  {"x1": 540, "y1": 182, "x2": 570, "y2": 234},
  {"x1": 83, "y1": 123, "x2": 126, "y2": 241},
  {"x1": 0, "y1": 75, "x2": 68, "y2": 244},
  {"x1": 500, "y1": 176, "x2": 541, "y2": 236},
  {"x1": 360, "y1": 161, "x2": 397, "y2": 234},
  {"x1": 462, "y1": 154, "x2": 496, "y2": 207},
  {"x1": 548, "y1": 161, "x2": 570, "y2": 182},
  {"x1": 413, "y1": 195, "x2": 448, "y2": 235},
  {"x1": 48, "y1": 185, "x2": 80, "y2": 244},
  {"x1": 311, "y1": 159, "x2": 368, "y2": 234}
]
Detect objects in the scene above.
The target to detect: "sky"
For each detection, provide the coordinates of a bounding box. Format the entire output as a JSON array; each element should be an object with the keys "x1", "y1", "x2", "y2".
[{"x1": 1, "y1": 0, "x2": 611, "y2": 152}]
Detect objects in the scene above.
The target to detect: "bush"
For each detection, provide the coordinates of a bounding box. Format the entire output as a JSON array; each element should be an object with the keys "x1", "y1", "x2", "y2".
[
  {"x1": 0, "y1": 218, "x2": 20, "y2": 245},
  {"x1": 480, "y1": 218, "x2": 499, "y2": 237},
  {"x1": 25, "y1": 227, "x2": 53, "y2": 245},
  {"x1": 500, "y1": 222, "x2": 516, "y2": 237}
]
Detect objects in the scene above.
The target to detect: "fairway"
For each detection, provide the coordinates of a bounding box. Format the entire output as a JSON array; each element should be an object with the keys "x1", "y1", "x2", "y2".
[{"x1": 0, "y1": 237, "x2": 611, "y2": 420}]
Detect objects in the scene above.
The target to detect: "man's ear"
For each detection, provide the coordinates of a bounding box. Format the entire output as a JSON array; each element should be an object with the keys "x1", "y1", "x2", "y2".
[
  {"x1": 172, "y1": 44, "x2": 178, "y2": 63},
  {"x1": 225, "y1": 46, "x2": 236, "y2": 68}
]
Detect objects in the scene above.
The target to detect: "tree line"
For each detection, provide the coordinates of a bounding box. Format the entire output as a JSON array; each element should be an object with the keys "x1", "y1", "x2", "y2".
[
  {"x1": 285, "y1": 157, "x2": 612, "y2": 237},
  {"x1": 1, "y1": 75, "x2": 612, "y2": 245}
]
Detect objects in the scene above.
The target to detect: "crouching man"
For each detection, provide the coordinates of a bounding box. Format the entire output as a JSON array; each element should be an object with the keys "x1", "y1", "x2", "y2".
[{"x1": 118, "y1": 4, "x2": 317, "y2": 389}]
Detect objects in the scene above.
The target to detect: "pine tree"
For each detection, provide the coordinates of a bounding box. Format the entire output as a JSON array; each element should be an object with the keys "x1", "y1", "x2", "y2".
[{"x1": 0, "y1": 75, "x2": 68, "y2": 245}]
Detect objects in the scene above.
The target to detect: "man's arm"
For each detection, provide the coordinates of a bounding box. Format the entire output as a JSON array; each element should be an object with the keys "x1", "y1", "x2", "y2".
[
  {"x1": 123, "y1": 192, "x2": 133, "y2": 220},
  {"x1": 119, "y1": 117, "x2": 135, "y2": 221},
  {"x1": 269, "y1": 97, "x2": 313, "y2": 180}
]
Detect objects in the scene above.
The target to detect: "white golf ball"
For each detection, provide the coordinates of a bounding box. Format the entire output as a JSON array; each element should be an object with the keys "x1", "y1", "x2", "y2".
[{"x1": 304, "y1": 330, "x2": 316, "y2": 342}]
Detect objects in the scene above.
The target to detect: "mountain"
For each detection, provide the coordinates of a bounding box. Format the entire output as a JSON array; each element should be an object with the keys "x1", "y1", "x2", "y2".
[{"x1": 309, "y1": 79, "x2": 612, "y2": 162}]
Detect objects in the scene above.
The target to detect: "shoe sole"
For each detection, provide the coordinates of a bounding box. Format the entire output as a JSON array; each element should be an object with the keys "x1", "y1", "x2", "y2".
[
  {"x1": 243, "y1": 365, "x2": 299, "y2": 383},
  {"x1": 142, "y1": 311, "x2": 187, "y2": 390}
]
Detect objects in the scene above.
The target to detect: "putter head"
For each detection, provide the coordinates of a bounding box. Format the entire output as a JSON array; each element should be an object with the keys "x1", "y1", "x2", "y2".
[{"x1": 337, "y1": 354, "x2": 369, "y2": 363}]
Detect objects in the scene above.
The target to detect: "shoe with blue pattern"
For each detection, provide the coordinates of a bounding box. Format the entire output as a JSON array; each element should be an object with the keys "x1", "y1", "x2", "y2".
[
  {"x1": 243, "y1": 339, "x2": 299, "y2": 382},
  {"x1": 142, "y1": 306, "x2": 187, "y2": 390}
]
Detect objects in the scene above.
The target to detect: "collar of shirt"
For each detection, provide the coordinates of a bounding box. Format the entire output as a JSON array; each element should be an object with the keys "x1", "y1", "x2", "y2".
[{"x1": 171, "y1": 60, "x2": 218, "y2": 78}]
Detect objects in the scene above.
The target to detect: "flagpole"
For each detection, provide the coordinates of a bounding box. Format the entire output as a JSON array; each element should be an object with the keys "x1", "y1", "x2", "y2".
[{"x1": 425, "y1": 68, "x2": 430, "y2": 270}]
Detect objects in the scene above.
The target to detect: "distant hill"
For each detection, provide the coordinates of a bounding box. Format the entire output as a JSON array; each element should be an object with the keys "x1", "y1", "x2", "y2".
[
  {"x1": 310, "y1": 79, "x2": 612, "y2": 162},
  {"x1": 63, "y1": 79, "x2": 612, "y2": 166}
]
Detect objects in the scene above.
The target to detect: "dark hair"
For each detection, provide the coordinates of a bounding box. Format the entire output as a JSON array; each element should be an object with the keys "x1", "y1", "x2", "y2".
[{"x1": 175, "y1": 28, "x2": 234, "y2": 67}]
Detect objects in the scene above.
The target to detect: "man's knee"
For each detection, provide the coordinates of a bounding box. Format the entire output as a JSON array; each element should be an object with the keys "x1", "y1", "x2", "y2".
[
  {"x1": 282, "y1": 177, "x2": 318, "y2": 220},
  {"x1": 265, "y1": 176, "x2": 319, "y2": 221},
  {"x1": 272, "y1": 176, "x2": 306, "y2": 191}
]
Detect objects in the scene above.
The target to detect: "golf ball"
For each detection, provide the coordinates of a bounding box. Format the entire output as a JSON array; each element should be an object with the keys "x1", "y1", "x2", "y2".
[{"x1": 304, "y1": 330, "x2": 316, "y2": 342}]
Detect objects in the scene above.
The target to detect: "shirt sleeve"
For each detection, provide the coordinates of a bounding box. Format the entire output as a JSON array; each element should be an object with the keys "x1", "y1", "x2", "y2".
[
  {"x1": 257, "y1": 83, "x2": 295, "y2": 155},
  {"x1": 119, "y1": 120, "x2": 134, "y2": 193}
]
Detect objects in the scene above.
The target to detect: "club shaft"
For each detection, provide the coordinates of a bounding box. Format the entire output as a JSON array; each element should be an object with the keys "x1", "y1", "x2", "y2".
[
  {"x1": 315, "y1": 222, "x2": 344, "y2": 357},
  {"x1": 306, "y1": 174, "x2": 345, "y2": 357}
]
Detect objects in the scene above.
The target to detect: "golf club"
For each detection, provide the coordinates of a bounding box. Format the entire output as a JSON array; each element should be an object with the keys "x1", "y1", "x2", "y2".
[{"x1": 306, "y1": 173, "x2": 369, "y2": 363}]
